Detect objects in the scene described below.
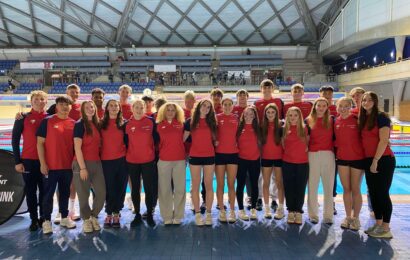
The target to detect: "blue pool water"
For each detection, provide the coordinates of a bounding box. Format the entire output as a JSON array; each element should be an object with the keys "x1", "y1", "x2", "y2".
[{"x1": 2, "y1": 133, "x2": 410, "y2": 195}]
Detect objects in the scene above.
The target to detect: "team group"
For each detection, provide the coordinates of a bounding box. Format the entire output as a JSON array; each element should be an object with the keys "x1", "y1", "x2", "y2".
[{"x1": 11, "y1": 80, "x2": 395, "y2": 239}]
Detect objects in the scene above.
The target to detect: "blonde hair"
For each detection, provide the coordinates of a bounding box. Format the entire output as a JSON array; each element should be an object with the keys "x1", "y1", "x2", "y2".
[
  {"x1": 336, "y1": 97, "x2": 353, "y2": 107},
  {"x1": 349, "y1": 87, "x2": 365, "y2": 97},
  {"x1": 119, "y1": 84, "x2": 132, "y2": 93},
  {"x1": 283, "y1": 106, "x2": 307, "y2": 141},
  {"x1": 156, "y1": 102, "x2": 185, "y2": 124},
  {"x1": 291, "y1": 83, "x2": 304, "y2": 92},
  {"x1": 132, "y1": 99, "x2": 145, "y2": 109},
  {"x1": 184, "y1": 90, "x2": 195, "y2": 100},
  {"x1": 306, "y1": 97, "x2": 330, "y2": 129},
  {"x1": 66, "y1": 84, "x2": 80, "y2": 91},
  {"x1": 30, "y1": 90, "x2": 47, "y2": 101}
]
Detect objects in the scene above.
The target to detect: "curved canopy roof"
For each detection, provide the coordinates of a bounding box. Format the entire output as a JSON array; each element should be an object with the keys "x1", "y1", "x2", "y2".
[{"x1": 0, "y1": 0, "x2": 345, "y2": 48}]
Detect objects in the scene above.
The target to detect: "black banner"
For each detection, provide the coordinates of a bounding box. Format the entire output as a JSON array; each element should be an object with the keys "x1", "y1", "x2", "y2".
[{"x1": 0, "y1": 149, "x2": 25, "y2": 225}]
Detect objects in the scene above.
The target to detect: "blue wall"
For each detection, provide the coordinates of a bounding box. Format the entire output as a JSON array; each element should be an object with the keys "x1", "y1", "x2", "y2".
[
  {"x1": 326, "y1": 38, "x2": 398, "y2": 73},
  {"x1": 403, "y1": 36, "x2": 410, "y2": 59}
]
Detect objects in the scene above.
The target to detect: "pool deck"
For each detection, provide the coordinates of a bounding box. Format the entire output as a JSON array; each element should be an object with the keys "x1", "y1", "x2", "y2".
[{"x1": 0, "y1": 195, "x2": 409, "y2": 259}]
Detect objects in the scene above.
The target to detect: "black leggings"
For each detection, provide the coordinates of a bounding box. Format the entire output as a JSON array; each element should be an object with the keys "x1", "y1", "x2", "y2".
[
  {"x1": 236, "y1": 158, "x2": 260, "y2": 210},
  {"x1": 282, "y1": 162, "x2": 309, "y2": 213},
  {"x1": 128, "y1": 161, "x2": 157, "y2": 215},
  {"x1": 102, "y1": 157, "x2": 128, "y2": 215},
  {"x1": 364, "y1": 156, "x2": 395, "y2": 223}
]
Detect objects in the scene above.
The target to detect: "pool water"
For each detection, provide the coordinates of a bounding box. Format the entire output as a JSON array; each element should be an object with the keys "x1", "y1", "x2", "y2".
[{"x1": 2, "y1": 132, "x2": 410, "y2": 195}]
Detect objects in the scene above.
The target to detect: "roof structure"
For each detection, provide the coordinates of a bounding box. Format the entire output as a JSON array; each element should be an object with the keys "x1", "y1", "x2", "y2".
[{"x1": 0, "y1": 0, "x2": 344, "y2": 48}]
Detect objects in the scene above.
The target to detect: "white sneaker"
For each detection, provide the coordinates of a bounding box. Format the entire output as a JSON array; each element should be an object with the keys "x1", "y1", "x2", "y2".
[
  {"x1": 173, "y1": 219, "x2": 181, "y2": 225},
  {"x1": 195, "y1": 213, "x2": 204, "y2": 226},
  {"x1": 264, "y1": 206, "x2": 272, "y2": 219},
  {"x1": 54, "y1": 213, "x2": 61, "y2": 225},
  {"x1": 219, "y1": 210, "x2": 227, "y2": 223},
  {"x1": 205, "y1": 212, "x2": 212, "y2": 226},
  {"x1": 90, "y1": 216, "x2": 101, "y2": 231},
  {"x1": 274, "y1": 206, "x2": 284, "y2": 220},
  {"x1": 82, "y1": 219, "x2": 93, "y2": 233},
  {"x1": 250, "y1": 208, "x2": 257, "y2": 220},
  {"x1": 69, "y1": 210, "x2": 80, "y2": 221},
  {"x1": 238, "y1": 210, "x2": 250, "y2": 221},
  {"x1": 228, "y1": 211, "x2": 236, "y2": 223},
  {"x1": 60, "y1": 217, "x2": 77, "y2": 229},
  {"x1": 42, "y1": 220, "x2": 53, "y2": 234}
]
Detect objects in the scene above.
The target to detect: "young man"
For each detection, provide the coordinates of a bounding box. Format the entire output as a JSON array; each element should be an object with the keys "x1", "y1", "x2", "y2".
[
  {"x1": 142, "y1": 95, "x2": 154, "y2": 117},
  {"x1": 37, "y1": 96, "x2": 77, "y2": 234},
  {"x1": 210, "y1": 88, "x2": 223, "y2": 114},
  {"x1": 283, "y1": 83, "x2": 312, "y2": 119},
  {"x1": 253, "y1": 79, "x2": 283, "y2": 211},
  {"x1": 47, "y1": 84, "x2": 81, "y2": 222},
  {"x1": 119, "y1": 84, "x2": 133, "y2": 120},
  {"x1": 319, "y1": 85, "x2": 337, "y2": 116},
  {"x1": 12, "y1": 91, "x2": 48, "y2": 231},
  {"x1": 183, "y1": 90, "x2": 196, "y2": 119},
  {"x1": 47, "y1": 84, "x2": 81, "y2": 121},
  {"x1": 254, "y1": 79, "x2": 284, "y2": 120},
  {"x1": 232, "y1": 89, "x2": 249, "y2": 118},
  {"x1": 91, "y1": 88, "x2": 105, "y2": 119}
]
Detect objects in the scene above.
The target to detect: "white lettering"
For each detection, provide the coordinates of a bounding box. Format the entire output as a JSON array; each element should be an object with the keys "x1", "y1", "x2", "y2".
[
  {"x1": 0, "y1": 179, "x2": 8, "y2": 185},
  {"x1": 0, "y1": 191, "x2": 14, "y2": 202}
]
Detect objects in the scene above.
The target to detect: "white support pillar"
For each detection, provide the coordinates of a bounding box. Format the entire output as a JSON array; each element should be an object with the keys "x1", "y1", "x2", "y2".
[
  {"x1": 392, "y1": 80, "x2": 405, "y2": 117},
  {"x1": 395, "y1": 36, "x2": 406, "y2": 61}
]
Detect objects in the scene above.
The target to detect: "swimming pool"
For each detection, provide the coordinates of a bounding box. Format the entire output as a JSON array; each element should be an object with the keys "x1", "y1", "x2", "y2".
[{"x1": 2, "y1": 131, "x2": 409, "y2": 194}]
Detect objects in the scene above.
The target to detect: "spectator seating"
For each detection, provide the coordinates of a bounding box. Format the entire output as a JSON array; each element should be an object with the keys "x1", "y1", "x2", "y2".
[
  {"x1": 13, "y1": 83, "x2": 43, "y2": 94},
  {"x1": 48, "y1": 81, "x2": 155, "y2": 94},
  {"x1": 0, "y1": 60, "x2": 19, "y2": 70},
  {"x1": 27, "y1": 56, "x2": 108, "y2": 62}
]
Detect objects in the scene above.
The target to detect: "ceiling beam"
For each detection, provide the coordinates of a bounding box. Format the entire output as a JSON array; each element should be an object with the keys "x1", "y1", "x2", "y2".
[
  {"x1": 267, "y1": 0, "x2": 295, "y2": 43},
  {"x1": 1, "y1": 1, "x2": 86, "y2": 46},
  {"x1": 114, "y1": 0, "x2": 138, "y2": 46},
  {"x1": 318, "y1": 0, "x2": 349, "y2": 40},
  {"x1": 198, "y1": 0, "x2": 242, "y2": 45},
  {"x1": 293, "y1": 0, "x2": 318, "y2": 44},
  {"x1": 232, "y1": 0, "x2": 268, "y2": 44},
  {"x1": 31, "y1": 0, "x2": 114, "y2": 46},
  {"x1": 0, "y1": 4, "x2": 11, "y2": 45},
  {"x1": 86, "y1": 0, "x2": 98, "y2": 45}
]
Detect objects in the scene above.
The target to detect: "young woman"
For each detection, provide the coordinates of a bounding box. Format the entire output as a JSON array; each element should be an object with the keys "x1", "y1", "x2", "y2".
[
  {"x1": 359, "y1": 91, "x2": 395, "y2": 239},
  {"x1": 334, "y1": 97, "x2": 365, "y2": 231},
  {"x1": 236, "y1": 106, "x2": 261, "y2": 221},
  {"x1": 282, "y1": 107, "x2": 309, "y2": 225},
  {"x1": 260, "y1": 103, "x2": 284, "y2": 220},
  {"x1": 119, "y1": 84, "x2": 133, "y2": 120},
  {"x1": 72, "y1": 101, "x2": 106, "y2": 233},
  {"x1": 184, "y1": 99, "x2": 217, "y2": 226},
  {"x1": 306, "y1": 98, "x2": 335, "y2": 225},
  {"x1": 215, "y1": 98, "x2": 239, "y2": 223},
  {"x1": 156, "y1": 102, "x2": 186, "y2": 225},
  {"x1": 124, "y1": 100, "x2": 157, "y2": 227},
  {"x1": 100, "y1": 100, "x2": 128, "y2": 228}
]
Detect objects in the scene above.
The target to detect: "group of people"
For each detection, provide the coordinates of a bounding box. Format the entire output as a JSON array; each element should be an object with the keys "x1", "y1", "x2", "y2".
[{"x1": 12, "y1": 79, "x2": 395, "y2": 240}]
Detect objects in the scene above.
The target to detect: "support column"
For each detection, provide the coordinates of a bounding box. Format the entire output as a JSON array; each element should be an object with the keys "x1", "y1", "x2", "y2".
[
  {"x1": 392, "y1": 80, "x2": 405, "y2": 118},
  {"x1": 395, "y1": 36, "x2": 406, "y2": 61}
]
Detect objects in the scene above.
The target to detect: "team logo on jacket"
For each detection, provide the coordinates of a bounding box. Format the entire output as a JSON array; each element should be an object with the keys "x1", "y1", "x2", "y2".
[
  {"x1": 30, "y1": 119, "x2": 36, "y2": 124},
  {"x1": 53, "y1": 125, "x2": 59, "y2": 129},
  {"x1": 131, "y1": 127, "x2": 136, "y2": 132}
]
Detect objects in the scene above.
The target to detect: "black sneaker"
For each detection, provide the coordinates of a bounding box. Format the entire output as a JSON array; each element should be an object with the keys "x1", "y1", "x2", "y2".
[
  {"x1": 256, "y1": 199, "x2": 263, "y2": 211},
  {"x1": 38, "y1": 218, "x2": 45, "y2": 227},
  {"x1": 333, "y1": 202, "x2": 337, "y2": 215},
  {"x1": 216, "y1": 204, "x2": 227, "y2": 211},
  {"x1": 142, "y1": 211, "x2": 148, "y2": 219},
  {"x1": 200, "y1": 202, "x2": 206, "y2": 214},
  {"x1": 146, "y1": 215, "x2": 156, "y2": 227},
  {"x1": 271, "y1": 200, "x2": 278, "y2": 212},
  {"x1": 29, "y1": 219, "x2": 39, "y2": 231},
  {"x1": 130, "y1": 214, "x2": 142, "y2": 227}
]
